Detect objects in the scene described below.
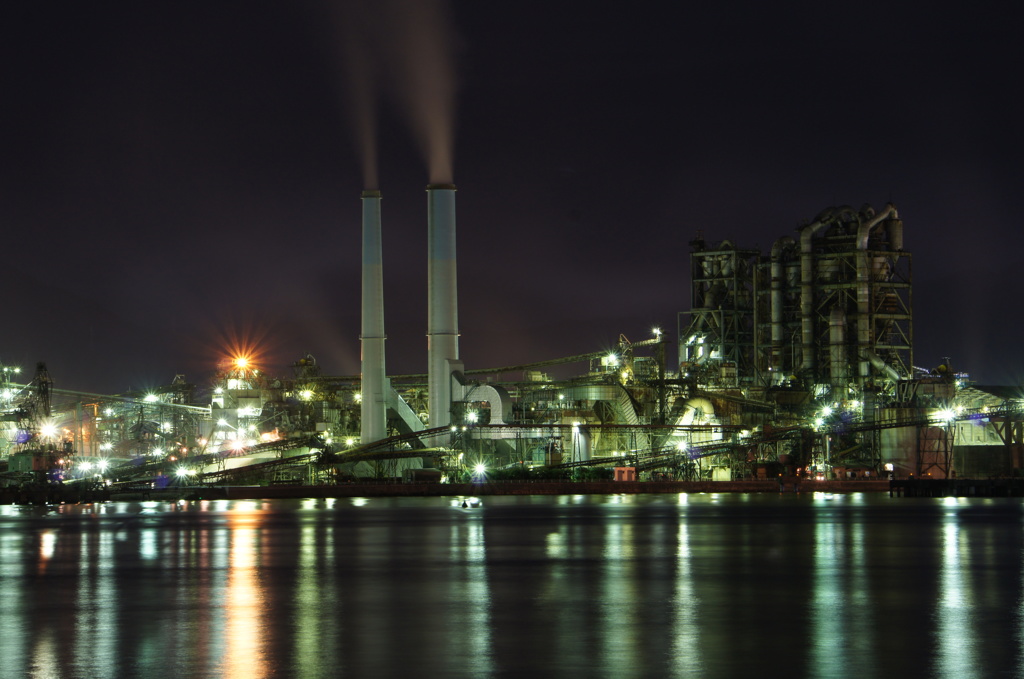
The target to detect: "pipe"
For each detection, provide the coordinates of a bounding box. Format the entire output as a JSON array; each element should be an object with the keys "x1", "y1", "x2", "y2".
[
  {"x1": 829, "y1": 306, "x2": 847, "y2": 393},
  {"x1": 856, "y1": 203, "x2": 898, "y2": 250},
  {"x1": 770, "y1": 236, "x2": 794, "y2": 380},
  {"x1": 427, "y1": 184, "x2": 459, "y2": 429},
  {"x1": 856, "y1": 204, "x2": 898, "y2": 382},
  {"x1": 360, "y1": 190, "x2": 387, "y2": 444},
  {"x1": 799, "y1": 210, "x2": 831, "y2": 374},
  {"x1": 862, "y1": 348, "x2": 901, "y2": 383},
  {"x1": 461, "y1": 382, "x2": 513, "y2": 425}
]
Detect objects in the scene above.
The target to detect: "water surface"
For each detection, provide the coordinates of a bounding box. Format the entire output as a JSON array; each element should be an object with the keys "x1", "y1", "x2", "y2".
[{"x1": 1, "y1": 493, "x2": 1021, "y2": 678}]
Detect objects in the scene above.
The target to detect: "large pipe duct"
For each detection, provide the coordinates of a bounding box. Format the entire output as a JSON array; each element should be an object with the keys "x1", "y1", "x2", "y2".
[
  {"x1": 829, "y1": 306, "x2": 847, "y2": 393},
  {"x1": 799, "y1": 210, "x2": 831, "y2": 374},
  {"x1": 856, "y1": 204, "x2": 899, "y2": 382},
  {"x1": 360, "y1": 190, "x2": 387, "y2": 444},
  {"x1": 770, "y1": 236, "x2": 794, "y2": 380},
  {"x1": 427, "y1": 184, "x2": 460, "y2": 429}
]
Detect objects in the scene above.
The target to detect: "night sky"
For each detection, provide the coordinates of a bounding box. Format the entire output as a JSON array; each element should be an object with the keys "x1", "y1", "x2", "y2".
[{"x1": 2, "y1": 1, "x2": 1021, "y2": 394}]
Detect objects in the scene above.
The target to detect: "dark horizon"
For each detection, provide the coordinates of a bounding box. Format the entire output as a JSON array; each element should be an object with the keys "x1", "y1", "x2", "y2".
[{"x1": 2, "y1": 1, "x2": 1021, "y2": 394}]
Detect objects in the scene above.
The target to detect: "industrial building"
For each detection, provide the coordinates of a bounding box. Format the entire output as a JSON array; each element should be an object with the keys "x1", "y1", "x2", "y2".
[{"x1": 1, "y1": 199, "x2": 1022, "y2": 489}]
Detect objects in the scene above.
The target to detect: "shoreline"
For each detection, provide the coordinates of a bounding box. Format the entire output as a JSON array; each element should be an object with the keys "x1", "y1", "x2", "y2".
[
  {"x1": 8, "y1": 478, "x2": 1024, "y2": 504},
  {"x1": 114, "y1": 479, "x2": 889, "y2": 502}
]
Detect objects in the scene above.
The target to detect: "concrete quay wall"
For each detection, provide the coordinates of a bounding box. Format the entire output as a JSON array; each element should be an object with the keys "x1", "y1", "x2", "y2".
[{"x1": 120, "y1": 479, "x2": 890, "y2": 501}]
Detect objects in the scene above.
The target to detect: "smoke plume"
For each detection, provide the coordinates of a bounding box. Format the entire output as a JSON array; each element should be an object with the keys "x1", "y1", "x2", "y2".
[
  {"x1": 325, "y1": 0, "x2": 380, "y2": 189},
  {"x1": 322, "y1": 0, "x2": 458, "y2": 186},
  {"x1": 380, "y1": 0, "x2": 457, "y2": 184}
]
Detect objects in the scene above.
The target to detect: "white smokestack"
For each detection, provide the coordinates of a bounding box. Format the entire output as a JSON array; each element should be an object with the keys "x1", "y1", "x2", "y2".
[
  {"x1": 427, "y1": 183, "x2": 459, "y2": 428},
  {"x1": 360, "y1": 189, "x2": 387, "y2": 443}
]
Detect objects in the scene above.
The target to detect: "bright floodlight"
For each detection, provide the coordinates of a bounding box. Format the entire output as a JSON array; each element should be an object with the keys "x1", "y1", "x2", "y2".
[
  {"x1": 234, "y1": 356, "x2": 250, "y2": 369},
  {"x1": 176, "y1": 467, "x2": 190, "y2": 478},
  {"x1": 80, "y1": 462, "x2": 93, "y2": 472},
  {"x1": 300, "y1": 390, "x2": 314, "y2": 401},
  {"x1": 100, "y1": 442, "x2": 112, "y2": 451},
  {"x1": 936, "y1": 409, "x2": 956, "y2": 422},
  {"x1": 466, "y1": 411, "x2": 478, "y2": 423},
  {"x1": 821, "y1": 405, "x2": 833, "y2": 416},
  {"x1": 97, "y1": 460, "x2": 109, "y2": 471},
  {"x1": 653, "y1": 327, "x2": 662, "y2": 337},
  {"x1": 217, "y1": 419, "x2": 228, "y2": 427},
  {"x1": 676, "y1": 441, "x2": 688, "y2": 452},
  {"x1": 345, "y1": 438, "x2": 355, "y2": 446},
  {"x1": 144, "y1": 394, "x2": 159, "y2": 402},
  {"x1": 40, "y1": 423, "x2": 59, "y2": 438},
  {"x1": 353, "y1": 392, "x2": 362, "y2": 402},
  {"x1": 474, "y1": 463, "x2": 486, "y2": 475}
]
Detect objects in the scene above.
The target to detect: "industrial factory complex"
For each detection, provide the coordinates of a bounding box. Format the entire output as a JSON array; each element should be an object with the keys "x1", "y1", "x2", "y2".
[{"x1": 2, "y1": 195, "x2": 1022, "y2": 493}]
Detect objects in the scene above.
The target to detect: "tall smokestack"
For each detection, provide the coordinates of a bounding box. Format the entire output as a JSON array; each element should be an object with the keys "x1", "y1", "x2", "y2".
[
  {"x1": 427, "y1": 183, "x2": 459, "y2": 428},
  {"x1": 360, "y1": 190, "x2": 387, "y2": 443}
]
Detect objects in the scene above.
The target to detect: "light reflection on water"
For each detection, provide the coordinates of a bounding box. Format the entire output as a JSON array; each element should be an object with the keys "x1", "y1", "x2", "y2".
[{"x1": 1, "y1": 495, "x2": 1024, "y2": 677}]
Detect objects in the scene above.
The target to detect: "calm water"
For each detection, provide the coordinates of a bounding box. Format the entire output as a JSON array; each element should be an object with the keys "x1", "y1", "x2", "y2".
[{"x1": 1, "y1": 493, "x2": 1023, "y2": 678}]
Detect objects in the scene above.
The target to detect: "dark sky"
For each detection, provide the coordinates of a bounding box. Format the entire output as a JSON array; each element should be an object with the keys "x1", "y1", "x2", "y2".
[{"x1": 1, "y1": 1, "x2": 1021, "y2": 394}]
